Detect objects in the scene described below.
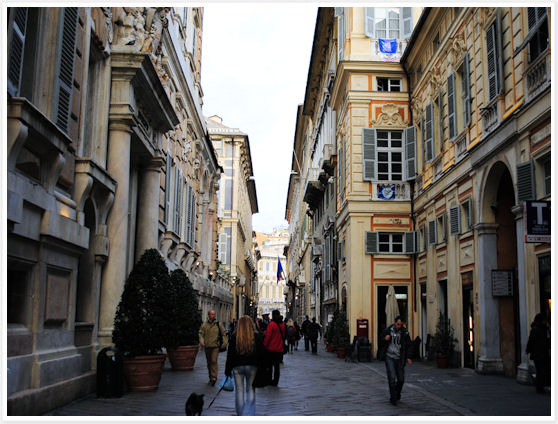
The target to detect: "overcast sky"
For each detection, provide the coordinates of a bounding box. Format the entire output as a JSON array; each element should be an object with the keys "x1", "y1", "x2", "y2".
[{"x1": 201, "y1": 4, "x2": 318, "y2": 234}]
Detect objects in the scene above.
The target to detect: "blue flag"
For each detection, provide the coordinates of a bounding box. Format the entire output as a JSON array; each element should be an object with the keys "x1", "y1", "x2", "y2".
[
  {"x1": 277, "y1": 257, "x2": 285, "y2": 283},
  {"x1": 379, "y1": 38, "x2": 397, "y2": 54}
]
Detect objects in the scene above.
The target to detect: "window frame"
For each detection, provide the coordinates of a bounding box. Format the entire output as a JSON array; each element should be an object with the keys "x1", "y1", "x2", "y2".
[
  {"x1": 378, "y1": 232, "x2": 404, "y2": 254},
  {"x1": 377, "y1": 77, "x2": 401, "y2": 92},
  {"x1": 376, "y1": 130, "x2": 403, "y2": 181}
]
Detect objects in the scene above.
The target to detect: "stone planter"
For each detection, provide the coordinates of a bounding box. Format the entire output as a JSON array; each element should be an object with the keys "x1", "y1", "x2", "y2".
[
  {"x1": 336, "y1": 347, "x2": 346, "y2": 359},
  {"x1": 326, "y1": 343, "x2": 335, "y2": 352},
  {"x1": 167, "y1": 345, "x2": 199, "y2": 371},
  {"x1": 123, "y1": 354, "x2": 166, "y2": 391},
  {"x1": 436, "y1": 354, "x2": 449, "y2": 369}
]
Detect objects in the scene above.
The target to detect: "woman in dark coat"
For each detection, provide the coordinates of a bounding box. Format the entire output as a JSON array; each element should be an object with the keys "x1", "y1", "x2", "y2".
[
  {"x1": 225, "y1": 315, "x2": 264, "y2": 415},
  {"x1": 526, "y1": 313, "x2": 550, "y2": 393}
]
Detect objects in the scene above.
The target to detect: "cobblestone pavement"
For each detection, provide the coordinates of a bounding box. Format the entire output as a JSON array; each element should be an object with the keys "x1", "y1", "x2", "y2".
[{"x1": 45, "y1": 342, "x2": 551, "y2": 417}]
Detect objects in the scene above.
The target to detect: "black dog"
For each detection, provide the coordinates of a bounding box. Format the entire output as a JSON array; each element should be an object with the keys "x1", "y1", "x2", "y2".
[{"x1": 185, "y1": 392, "x2": 204, "y2": 416}]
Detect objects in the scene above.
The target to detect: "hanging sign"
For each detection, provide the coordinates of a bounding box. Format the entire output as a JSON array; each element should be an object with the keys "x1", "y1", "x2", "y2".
[{"x1": 524, "y1": 201, "x2": 551, "y2": 243}]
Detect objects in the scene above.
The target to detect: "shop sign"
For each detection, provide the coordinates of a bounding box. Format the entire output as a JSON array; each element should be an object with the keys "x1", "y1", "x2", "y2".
[
  {"x1": 524, "y1": 201, "x2": 551, "y2": 243},
  {"x1": 492, "y1": 270, "x2": 514, "y2": 297}
]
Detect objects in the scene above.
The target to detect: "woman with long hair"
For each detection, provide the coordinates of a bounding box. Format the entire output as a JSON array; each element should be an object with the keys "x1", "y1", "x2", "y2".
[{"x1": 225, "y1": 315, "x2": 264, "y2": 415}]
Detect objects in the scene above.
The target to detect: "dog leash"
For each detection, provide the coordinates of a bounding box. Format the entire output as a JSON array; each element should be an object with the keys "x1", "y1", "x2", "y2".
[{"x1": 206, "y1": 386, "x2": 224, "y2": 410}]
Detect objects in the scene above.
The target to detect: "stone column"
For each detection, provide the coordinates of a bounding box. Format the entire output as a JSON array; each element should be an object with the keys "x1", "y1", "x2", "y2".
[
  {"x1": 512, "y1": 205, "x2": 531, "y2": 383},
  {"x1": 135, "y1": 157, "x2": 164, "y2": 260},
  {"x1": 475, "y1": 222, "x2": 504, "y2": 374},
  {"x1": 98, "y1": 121, "x2": 132, "y2": 347}
]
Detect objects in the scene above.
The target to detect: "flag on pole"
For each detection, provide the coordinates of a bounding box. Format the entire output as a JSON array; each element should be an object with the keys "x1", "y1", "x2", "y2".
[{"x1": 277, "y1": 257, "x2": 285, "y2": 283}]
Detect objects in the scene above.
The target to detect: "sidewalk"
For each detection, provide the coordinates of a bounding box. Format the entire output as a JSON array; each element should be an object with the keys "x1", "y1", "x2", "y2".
[{"x1": 44, "y1": 343, "x2": 551, "y2": 417}]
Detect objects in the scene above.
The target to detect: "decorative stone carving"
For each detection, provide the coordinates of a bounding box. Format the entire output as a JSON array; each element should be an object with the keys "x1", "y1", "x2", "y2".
[
  {"x1": 370, "y1": 104, "x2": 405, "y2": 128},
  {"x1": 448, "y1": 32, "x2": 467, "y2": 68},
  {"x1": 112, "y1": 7, "x2": 169, "y2": 56},
  {"x1": 477, "y1": 7, "x2": 496, "y2": 30}
]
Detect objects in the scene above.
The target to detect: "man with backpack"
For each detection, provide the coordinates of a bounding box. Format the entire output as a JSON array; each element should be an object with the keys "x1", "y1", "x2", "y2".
[{"x1": 301, "y1": 315, "x2": 311, "y2": 351}]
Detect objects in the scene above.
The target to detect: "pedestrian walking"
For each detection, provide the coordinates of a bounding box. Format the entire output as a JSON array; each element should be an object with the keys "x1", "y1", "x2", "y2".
[
  {"x1": 279, "y1": 315, "x2": 286, "y2": 363},
  {"x1": 286, "y1": 319, "x2": 297, "y2": 354},
  {"x1": 198, "y1": 310, "x2": 228, "y2": 386},
  {"x1": 379, "y1": 315, "x2": 412, "y2": 405},
  {"x1": 526, "y1": 313, "x2": 551, "y2": 393},
  {"x1": 224, "y1": 315, "x2": 265, "y2": 415},
  {"x1": 301, "y1": 315, "x2": 311, "y2": 351},
  {"x1": 264, "y1": 309, "x2": 286, "y2": 386},
  {"x1": 293, "y1": 320, "x2": 301, "y2": 350},
  {"x1": 256, "y1": 312, "x2": 270, "y2": 335},
  {"x1": 228, "y1": 318, "x2": 237, "y2": 337},
  {"x1": 307, "y1": 317, "x2": 321, "y2": 354}
]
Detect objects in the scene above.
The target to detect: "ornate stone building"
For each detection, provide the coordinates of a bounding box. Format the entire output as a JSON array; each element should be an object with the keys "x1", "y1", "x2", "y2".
[
  {"x1": 207, "y1": 115, "x2": 259, "y2": 321},
  {"x1": 7, "y1": 7, "x2": 223, "y2": 414}
]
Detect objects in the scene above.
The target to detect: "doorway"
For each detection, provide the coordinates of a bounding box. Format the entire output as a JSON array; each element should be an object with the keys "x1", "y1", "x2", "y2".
[
  {"x1": 420, "y1": 283, "x2": 427, "y2": 358},
  {"x1": 462, "y1": 271, "x2": 475, "y2": 368},
  {"x1": 377, "y1": 285, "x2": 409, "y2": 341}
]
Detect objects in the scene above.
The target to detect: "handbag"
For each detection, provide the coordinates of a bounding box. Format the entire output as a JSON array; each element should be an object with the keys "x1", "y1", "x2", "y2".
[
  {"x1": 217, "y1": 322, "x2": 227, "y2": 352},
  {"x1": 277, "y1": 322, "x2": 288, "y2": 354},
  {"x1": 219, "y1": 375, "x2": 234, "y2": 391}
]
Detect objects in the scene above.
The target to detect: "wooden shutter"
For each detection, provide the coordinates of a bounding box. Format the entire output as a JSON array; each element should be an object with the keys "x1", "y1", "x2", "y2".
[
  {"x1": 495, "y1": 9, "x2": 504, "y2": 96},
  {"x1": 440, "y1": 212, "x2": 446, "y2": 242},
  {"x1": 365, "y1": 231, "x2": 378, "y2": 255},
  {"x1": 514, "y1": 8, "x2": 547, "y2": 56},
  {"x1": 428, "y1": 220, "x2": 437, "y2": 245},
  {"x1": 184, "y1": 182, "x2": 191, "y2": 242},
  {"x1": 486, "y1": 23, "x2": 498, "y2": 101},
  {"x1": 404, "y1": 231, "x2": 417, "y2": 254},
  {"x1": 517, "y1": 161, "x2": 536, "y2": 201},
  {"x1": 447, "y1": 73, "x2": 457, "y2": 139},
  {"x1": 218, "y1": 233, "x2": 227, "y2": 263},
  {"x1": 165, "y1": 152, "x2": 172, "y2": 226},
  {"x1": 54, "y1": 7, "x2": 79, "y2": 134},
  {"x1": 337, "y1": 240, "x2": 345, "y2": 261},
  {"x1": 179, "y1": 172, "x2": 185, "y2": 238},
  {"x1": 338, "y1": 146, "x2": 344, "y2": 195},
  {"x1": 450, "y1": 205, "x2": 461, "y2": 235},
  {"x1": 362, "y1": 128, "x2": 377, "y2": 182},
  {"x1": 402, "y1": 8, "x2": 413, "y2": 38},
  {"x1": 438, "y1": 89, "x2": 443, "y2": 145},
  {"x1": 403, "y1": 126, "x2": 417, "y2": 181},
  {"x1": 365, "y1": 8, "x2": 375, "y2": 38},
  {"x1": 465, "y1": 198, "x2": 472, "y2": 230},
  {"x1": 462, "y1": 53, "x2": 471, "y2": 128},
  {"x1": 8, "y1": 8, "x2": 28, "y2": 97},
  {"x1": 190, "y1": 189, "x2": 196, "y2": 247},
  {"x1": 338, "y1": 10, "x2": 345, "y2": 62},
  {"x1": 425, "y1": 103, "x2": 434, "y2": 161}
]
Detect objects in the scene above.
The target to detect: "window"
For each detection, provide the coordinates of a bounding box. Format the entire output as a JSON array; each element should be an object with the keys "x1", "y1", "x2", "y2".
[
  {"x1": 486, "y1": 15, "x2": 503, "y2": 102},
  {"x1": 365, "y1": 231, "x2": 416, "y2": 254},
  {"x1": 337, "y1": 7, "x2": 344, "y2": 61},
  {"x1": 377, "y1": 77, "x2": 401, "y2": 92},
  {"x1": 420, "y1": 225, "x2": 426, "y2": 251},
  {"x1": 376, "y1": 130, "x2": 403, "y2": 181},
  {"x1": 527, "y1": 8, "x2": 549, "y2": 63},
  {"x1": 428, "y1": 220, "x2": 437, "y2": 245},
  {"x1": 543, "y1": 157, "x2": 551, "y2": 197},
  {"x1": 461, "y1": 197, "x2": 472, "y2": 232},
  {"x1": 365, "y1": 7, "x2": 412, "y2": 39},
  {"x1": 437, "y1": 213, "x2": 447, "y2": 243},
  {"x1": 459, "y1": 53, "x2": 471, "y2": 128},
  {"x1": 379, "y1": 233, "x2": 404, "y2": 253},
  {"x1": 432, "y1": 33, "x2": 440, "y2": 52}
]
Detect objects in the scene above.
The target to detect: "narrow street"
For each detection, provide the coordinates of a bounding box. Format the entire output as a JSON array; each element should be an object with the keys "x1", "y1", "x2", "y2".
[{"x1": 45, "y1": 342, "x2": 551, "y2": 417}]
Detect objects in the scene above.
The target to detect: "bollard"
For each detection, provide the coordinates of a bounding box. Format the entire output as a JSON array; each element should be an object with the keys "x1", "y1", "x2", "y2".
[{"x1": 96, "y1": 346, "x2": 124, "y2": 398}]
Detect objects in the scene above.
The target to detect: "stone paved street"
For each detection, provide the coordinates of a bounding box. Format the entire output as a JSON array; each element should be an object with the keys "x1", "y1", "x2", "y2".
[{"x1": 45, "y1": 342, "x2": 551, "y2": 417}]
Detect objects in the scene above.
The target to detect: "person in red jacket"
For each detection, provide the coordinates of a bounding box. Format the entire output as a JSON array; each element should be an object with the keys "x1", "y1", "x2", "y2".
[{"x1": 264, "y1": 309, "x2": 286, "y2": 386}]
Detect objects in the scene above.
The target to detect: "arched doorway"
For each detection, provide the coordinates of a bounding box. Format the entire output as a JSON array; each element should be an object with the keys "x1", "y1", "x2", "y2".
[{"x1": 480, "y1": 162, "x2": 519, "y2": 376}]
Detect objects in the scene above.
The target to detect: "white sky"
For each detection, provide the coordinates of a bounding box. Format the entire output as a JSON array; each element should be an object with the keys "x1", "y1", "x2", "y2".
[{"x1": 201, "y1": 4, "x2": 318, "y2": 234}]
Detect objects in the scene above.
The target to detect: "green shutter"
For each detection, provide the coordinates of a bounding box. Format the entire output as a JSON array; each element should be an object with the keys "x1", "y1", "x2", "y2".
[
  {"x1": 54, "y1": 7, "x2": 79, "y2": 134},
  {"x1": 447, "y1": 73, "x2": 457, "y2": 139},
  {"x1": 8, "y1": 8, "x2": 28, "y2": 97},
  {"x1": 462, "y1": 53, "x2": 471, "y2": 127},
  {"x1": 362, "y1": 128, "x2": 377, "y2": 181},
  {"x1": 403, "y1": 126, "x2": 417, "y2": 181},
  {"x1": 450, "y1": 205, "x2": 461, "y2": 235},
  {"x1": 165, "y1": 152, "x2": 172, "y2": 226},
  {"x1": 404, "y1": 231, "x2": 417, "y2": 254},
  {"x1": 425, "y1": 103, "x2": 434, "y2": 161},
  {"x1": 486, "y1": 23, "x2": 498, "y2": 101},
  {"x1": 365, "y1": 231, "x2": 378, "y2": 255},
  {"x1": 428, "y1": 220, "x2": 437, "y2": 245},
  {"x1": 517, "y1": 161, "x2": 536, "y2": 201}
]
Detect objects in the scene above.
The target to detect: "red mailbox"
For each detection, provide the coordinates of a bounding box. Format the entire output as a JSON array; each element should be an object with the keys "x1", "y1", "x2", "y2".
[{"x1": 356, "y1": 319, "x2": 369, "y2": 339}]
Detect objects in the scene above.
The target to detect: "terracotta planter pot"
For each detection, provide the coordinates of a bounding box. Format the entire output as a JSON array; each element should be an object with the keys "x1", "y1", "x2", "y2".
[
  {"x1": 167, "y1": 345, "x2": 199, "y2": 371},
  {"x1": 326, "y1": 343, "x2": 335, "y2": 352},
  {"x1": 436, "y1": 354, "x2": 449, "y2": 368},
  {"x1": 123, "y1": 354, "x2": 166, "y2": 391},
  {"x1": 336, "y1": 347, "x2": 346, "y2": 359}
]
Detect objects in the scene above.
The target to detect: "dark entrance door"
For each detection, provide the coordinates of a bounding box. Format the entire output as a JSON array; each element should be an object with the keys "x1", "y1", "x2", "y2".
[
  {"x1": 377, "y1": 285, "x2": 408, "y2": 343},
  {"x1": 462, "y1": 271, "x2": 474, "y2": 368}
]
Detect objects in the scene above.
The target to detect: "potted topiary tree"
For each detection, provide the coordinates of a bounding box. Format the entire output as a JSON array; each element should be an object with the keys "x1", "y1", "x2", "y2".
[
  {"x1": 324, "y1": 319, "x2": 335, "y2": 352},
  {"x1": 332, "y1": 309, "x2": 350, "y2": 359},
  {"x1": 112, "y1": 249, "x2": 170, "y2": 391},
  {"x1": 432, "y1": 312, "x2": 458, "y2": 368},
  {"x1": 165, "y1": 268, "x2": 202, "y2": 370}
]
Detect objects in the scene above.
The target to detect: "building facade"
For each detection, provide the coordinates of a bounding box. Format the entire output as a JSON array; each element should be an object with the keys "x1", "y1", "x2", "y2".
[
  {"x1": 207, "y1": 115, "x2": 259, "y2": 322},
  {"x1": 6, "y1": 7, "x2": 225, "y2": 414},
  {"x1": 401, "y1": 7, "x2": 551, "y2": 378},
  {"x1": 255, "y1": 229, "x2": 290, "y2": 317}
]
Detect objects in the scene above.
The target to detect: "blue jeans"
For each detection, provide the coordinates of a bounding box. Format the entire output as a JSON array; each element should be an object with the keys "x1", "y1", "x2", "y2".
[
  {"x1": 385, "y1": 356, "x2": 405, "y2": 401},
  {"x1": 232, "y1": 365, "x2": 257, "y2": 415}
]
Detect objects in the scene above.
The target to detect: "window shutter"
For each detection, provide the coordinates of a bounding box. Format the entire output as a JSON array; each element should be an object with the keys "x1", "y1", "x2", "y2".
[
  {"x1": 184, "y1": 182, "x2": 191, "y2": 242},
  {"x1": 402, "y1": 7, "x2": 413, "y2": 38},
  {"x1": 338, "y1": 146, "x2": 344, "y2": 195},
  {"x1": 528, "y1": 8, "x2": 537, "y2": 29},
  {"x1": 517, "y1": 161, "x2": 536, "y2": 201},
  {"x1": 362, "y1": 128, "x2": 377, "y2": 182},
  {"x1": 8, "y1": 8, "x2": 28, "y2": 97},
  {"x1": 447, "y1": 73, "x2": 457, "y2": 139},
  {"x1": 218, "y1": 233, "x2": 227, "y2": 263},
  {"x1": 440, "y1": 212, "x2": 446, "y2": 242},
  {"x1": 438, "y1": 89, "x2": 443, "y2": 144},
  {"x1": 486, "y1": 23, "x2": 498, "y2": 101},
  {"x1": 404, "y1": 231, "x2": 417, "y2": 254},
  {"x1": 335, "y1": 7, "x2": 343, "y2": 17},
  {"x1": 178, "y1": 172, "x2": 185, "y2": 238},
  {"x1": 425, "y1": 103, "x2": 434, "y2": 161},
  {"x1": 190, "y1": 189, "x2": 196, "y2": 247},
  {"x1": 403, "y1": 126, "x2": 417, "y2": 180},
  {"x1": 462, "y1": 53, "x2": 471, "y2": 128},
  {"x1": 514, "y1": 8, "x2": 547, "y2": 56},
  {"x1": 465, "y1": 198, "x2": 472, "y2": 230},
  {"x1": 365, "y1": 8, "x2": 375, "y2": 38},
  {"x1": 450, "y1": 205, "x2": 461, "y2": 235},
  {"x1": 54, "y1": 7, "x2": 79, "y2": 134},
  {"x1": 495, "y1": 9, "x2": 504, "y2": 96},
  {"x1": 165, "y1": 152, "x2": 172, "y2": 226},
  {"x1": 365, "y1": 231, "x2": 378, "y2": 255},
  {"x1": 428, "y1": 220, "x2": 437, "y2": 245},
  {"x1": 338, "y1": 10, "x2": 345, "y2": 62},
  {"x1": 337, "y1": 240, "x2": 344, "y2": 261},
  {"x1": 173, "y1": 166, "x2": 179, "y2": 232}
]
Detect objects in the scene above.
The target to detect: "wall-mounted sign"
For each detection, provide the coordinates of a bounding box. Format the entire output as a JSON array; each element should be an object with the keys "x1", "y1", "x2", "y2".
[
  {"x1": 378, "y1": 184, "x2": 396, "y2": 200},
  {"x1": 492, "y1": 270, "x2": 514, "y2": 297},
  {"x1": 524, "y1": 201, "x2": 551, "y2": 243}
]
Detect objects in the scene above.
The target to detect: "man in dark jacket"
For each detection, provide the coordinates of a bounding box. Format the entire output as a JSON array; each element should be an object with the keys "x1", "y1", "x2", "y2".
[
  {"x1": 381, "y1": 315, "x2": 412, "y2": 405},
  {"x1": 307, "y1": 317, "x2": 322, "y2": 354},
  {"x1": 301, "y1": 315, "x2": 311, "y2": 351},
  {"x1": 526, "y1": 313, "x2": 550, "y2": 393}
]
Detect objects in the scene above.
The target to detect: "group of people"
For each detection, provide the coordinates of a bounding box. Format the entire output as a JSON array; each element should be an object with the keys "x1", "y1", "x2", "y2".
[{"x1": 198, "y1": 309, "x2": 324, "y2": 415}]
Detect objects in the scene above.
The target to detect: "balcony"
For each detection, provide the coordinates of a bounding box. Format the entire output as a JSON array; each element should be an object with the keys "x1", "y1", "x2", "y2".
[
  {"x1": 303, "y1": 168, "x2": 324, "y2": 209},
  {"x1": 480, "y1": 99, "x2": 499, "y2": 135},
  {"x1": 525, "y1": 49, "x2": 550, "y2": 103},
  {"x1": 371, "y1": 182, "x2": 411, "y2": 201},
  {"x1": 319, "y1": 143, "x2": 336, "y2": 174}
]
